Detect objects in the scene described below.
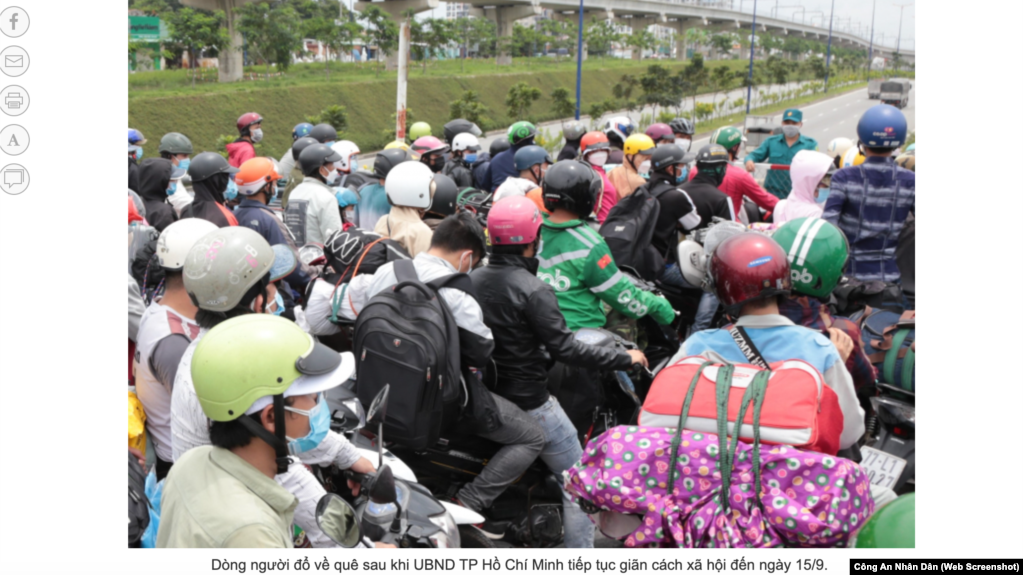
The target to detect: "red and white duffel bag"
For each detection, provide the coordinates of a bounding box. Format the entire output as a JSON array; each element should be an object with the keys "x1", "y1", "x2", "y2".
[{"x1": 639, "y1": 356, "x2": 844, "y2": 455}]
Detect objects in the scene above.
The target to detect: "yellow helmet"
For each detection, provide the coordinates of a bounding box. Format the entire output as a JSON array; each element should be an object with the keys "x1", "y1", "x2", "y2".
[
  {"x1": 895, "y1": 152, "x2": 915, "y2": 172},
  {"x1": 623, "y1": 134, "x2": 656, "y2": 156},
  {"x1": 384, "y1": 140, "x2": 411, "y2": 151},
  {"x1": 841, "y1": 145, "x2": 866, "y2": 168}
]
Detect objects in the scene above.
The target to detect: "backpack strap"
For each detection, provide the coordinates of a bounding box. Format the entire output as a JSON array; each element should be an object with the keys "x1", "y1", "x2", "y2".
[
  {"x1": 329, "y1": 283, "x2": 350, "y2": 325},
  {"x1": 330, "y1": 237, "x2": 386, "y2": 316},
  {"x1": 883, "y1": 328, "x2": 913, "y2": 388},
  {"x1": 665, "y1": 361, "x2": 713, "y2": 496},
  {"x1": 729, "y1": 326, "x2": 770, "y2": 369},
  {"x1": 427, "y1": 272, "x2": 478, "y2": 300},
  {"x1": 901, "y1": 344, "x2": 915, "y2": 392},
  {"x1": 393, "y1": 257, "x2": 418, "y2": 284},
  {"x1": 723, "y1": 369, "x2": 769, "y2": 522}
]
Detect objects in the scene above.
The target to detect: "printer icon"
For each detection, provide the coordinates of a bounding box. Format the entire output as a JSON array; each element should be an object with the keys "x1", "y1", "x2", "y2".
[{"x1": 5, "y1": 92, "x2": 22, "y2": 109}]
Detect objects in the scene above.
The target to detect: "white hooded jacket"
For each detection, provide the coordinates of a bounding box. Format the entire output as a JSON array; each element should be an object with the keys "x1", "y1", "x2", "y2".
[{"x1": 772, "y1": 150, "x2": 834, "y2": 225}]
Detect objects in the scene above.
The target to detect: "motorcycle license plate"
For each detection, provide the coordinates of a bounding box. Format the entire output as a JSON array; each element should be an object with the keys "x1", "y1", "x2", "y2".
[{"x1": 859, "y1": 447, "x2": 907, "y2": 489}]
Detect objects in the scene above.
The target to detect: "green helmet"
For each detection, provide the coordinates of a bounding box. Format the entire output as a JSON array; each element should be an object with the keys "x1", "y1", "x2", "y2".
[
  {"x1": 508, "y1": 121, "x2": 538, "y2": 146},
  {"x1": 183, "y1": 227, "x2": 275, "y2": 312},
  {"x1": 852, "y1": 493, "x2": 915, "y2": 548},
  {"x1": 409, "y1": 122, "x2": 432, "y2": 141},
  {"x1": 711, "y1": 126, "x2": 744, "y2": 151},
  {"x1": 158, "y1": 132, "x2": 193, "y2": 155},
  {"x1": 191, "y1": 314, "x2": 346, "y2": 422},
  {"x1": 771, "y1": 217, "x2": 849, "y2": 298}
]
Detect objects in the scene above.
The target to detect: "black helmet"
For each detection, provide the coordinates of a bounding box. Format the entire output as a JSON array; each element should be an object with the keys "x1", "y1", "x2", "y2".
[
  {"x1": 299, "y1": 143, "x2": 342, "y2": 177},
  {"x1": 669, "y1": 117, "x2": 695, "y2": 136},
  {"x1": 428, "y1": 174, "x2": 460, "y2": 218},
  {"x1": 542, "y1": 160, "x2": 597, "y2": 217},
  {"x1": 649, "y1": 144, "x2": 688, "y2": 173},
  {"x1": 489, "y1": 138, "x2": 511, "y2": 157},
  {"x1": 188, "y1": 151, "x2": 238, "y2": 183},
  {"x1": 373, "y1": 148, "x2": 412, "y2": 179},
  {"x1": 158, "y1": 132, "x2": 193, "y2": 155},
  {"x1": 291, "y1": 136, "x2": 319, "y2": 163},
  {"x1": 310, "y1": 123, "x2": 338, "y2": 144},
  {"x1": 695, "y1": 144, "x2": 730, "y2": 167},
  {"x1": 443, "y1": 118, "x2": 482, "y2": 145}
]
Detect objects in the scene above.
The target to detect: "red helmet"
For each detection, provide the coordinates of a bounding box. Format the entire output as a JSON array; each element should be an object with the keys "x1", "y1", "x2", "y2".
[
  {"x1": 579, "y1": 131, "x2": 610, "y2": 155},
  {"x1": 645, "y1": 123, "x2": 675, "y2": 143},
  {"x1": 709, "y1": 233, "x2": 792, "y2": 315},
  {"x1": 236, "y1": 112, "x2": 263, "y2": 134},
  {"x1": 488, "y1": 196, "x2": 542, "y2": 245},
  {"x1": 411, "y1": 136, "x2": 449, "y2": 156}
]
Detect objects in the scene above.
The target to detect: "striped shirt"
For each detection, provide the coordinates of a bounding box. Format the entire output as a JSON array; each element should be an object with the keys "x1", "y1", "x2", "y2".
[{"x1": 822, "y1": 157, "x2": 915, "y2": 282}]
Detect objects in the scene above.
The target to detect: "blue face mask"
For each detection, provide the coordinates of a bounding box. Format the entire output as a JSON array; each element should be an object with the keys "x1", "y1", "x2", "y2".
[
  {"x1": 816, "y1": 187, "x2": 831, "y2": 204},
  {"x1": 177, "y1": 158, "x2": 191, "y2": 173},
  {"x1": 166, "y1": 181, "x2": 177, "y2": 196},
  {"x1": 134, "y1": 148, "x2": 143, "y2": 160},
  {"x1": 286, "y1": 394, "x2": 330, "y2": 455},
  {"x1": 676, "y1": 166, "x2": 689, "y2": 184},
  {"x1": 271, "y1": 291, "x2": 285, "y2": 316},
  {"x1": 465, "y1": 153, "x2": 478, "y2": 164},
  {"x1": 224, "y1": 179, "x2": 239, "y2": 201}
]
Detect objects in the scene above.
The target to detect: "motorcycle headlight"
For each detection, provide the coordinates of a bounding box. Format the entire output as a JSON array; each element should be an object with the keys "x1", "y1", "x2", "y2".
[{"x1": 427, "y1": 509, "x2": 461, "y2": 548}]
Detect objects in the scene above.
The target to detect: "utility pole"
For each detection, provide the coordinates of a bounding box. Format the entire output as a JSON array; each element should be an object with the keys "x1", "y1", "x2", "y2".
[
  {"x1": 575, "y1": 0, "x2": 584, "y2": 120},
  {"x1": 745, "y1": 0, "x2": 758, "y2": 114},
  {"x1": 824, "y1": 0, "x2": 834, "y2": 93},
  {"x1": 893, "y1": 3, "x2": 911, "y2": 55},
  {"x1": 866, "y1": 0, "x2": 876, "y2": 81}
]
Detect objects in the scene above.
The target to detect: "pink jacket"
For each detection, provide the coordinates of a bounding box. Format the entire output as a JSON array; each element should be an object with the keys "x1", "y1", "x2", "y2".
[
  {"x1": 226, "y1": 140, "x2": 256, "y2": 168},
  {"x1": 772, "y1": 150, "x2": 833, "y2": 225},
  {"x1": 594, "y1": 166, "x2": 618, "y2": 223}
]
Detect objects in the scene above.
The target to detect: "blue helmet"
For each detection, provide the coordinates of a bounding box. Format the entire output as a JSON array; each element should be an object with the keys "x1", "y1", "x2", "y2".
[
  {"x1": 514, "y1": 145, "x2": 553, "y2": 171},
  {"x1": 335, "y1": 188, "x2": 359, "y2": 208},
  {"x1": 129, "y1": 128, "x2": 146, "y2": 145},
  {"x1": 857, "y1": 105, "x2": 907, "y2": 149},
  {"x1": 292, "y1": 122, "x2": 314, "y2": 141}
]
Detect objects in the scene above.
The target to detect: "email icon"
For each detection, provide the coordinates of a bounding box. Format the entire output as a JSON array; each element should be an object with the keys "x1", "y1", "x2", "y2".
[{"x1": 5, "y1": 55, "x2": 23, "y2": 67}]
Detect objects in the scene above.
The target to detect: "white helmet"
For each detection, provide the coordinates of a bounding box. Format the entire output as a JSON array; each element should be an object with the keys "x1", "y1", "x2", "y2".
[
  {"x1": 156, "y1": 218, "x2": 218, "y2": 271},
  {"x1": 451, "y1": 132, "x2": 481, "y2": 153},
  {"x1": 677, "y1": 240, "x2": 707, "y2": 288},
  {"x1": 604, "y1": 116, "x2": 635, "y2": 142},
  {"x1": 826, "y1": 137, "x2": 854, "y2": 163},
  {"x1": 385, "y1": 161, "x2": 435, "y2": 209},
  {"x1": 331, "y1": 140, "x2": 360, "y2": 173}
]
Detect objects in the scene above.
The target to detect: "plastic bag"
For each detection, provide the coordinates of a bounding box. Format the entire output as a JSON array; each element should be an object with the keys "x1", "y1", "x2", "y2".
[{"x1": 141, "y1": 468, "x2": 163, "y2": 548}]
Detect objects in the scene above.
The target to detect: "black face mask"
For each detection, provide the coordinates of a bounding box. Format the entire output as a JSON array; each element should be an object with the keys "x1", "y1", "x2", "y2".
[
  {"x1": 426, "y1": 155, "x2": 445, "y2": 174},
  {"x1": 711, "y1": 165, "x2": 727, "y2": 187}
]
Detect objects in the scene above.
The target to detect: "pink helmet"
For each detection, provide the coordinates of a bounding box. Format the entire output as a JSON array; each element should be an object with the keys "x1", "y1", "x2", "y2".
[
  {"x1": 645, "y1": 123, "x2": 675, "y2": 143},
  {"x1": 411, "y1": 135, "x2": 449, "y2": 156},
  {"x1": 488, "y1": 196, "x2": 542, "y2": 245}
]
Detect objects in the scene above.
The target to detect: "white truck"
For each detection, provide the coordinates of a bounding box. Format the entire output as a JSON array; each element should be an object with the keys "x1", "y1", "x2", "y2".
[{"x1": 868, "y1": 78, "x2": 883, "y2": 99}]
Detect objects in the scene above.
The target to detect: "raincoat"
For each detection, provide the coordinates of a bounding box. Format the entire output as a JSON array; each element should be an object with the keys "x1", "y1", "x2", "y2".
[{"x1": 772, "y1": 150, "x2": 834, "y2": 226}]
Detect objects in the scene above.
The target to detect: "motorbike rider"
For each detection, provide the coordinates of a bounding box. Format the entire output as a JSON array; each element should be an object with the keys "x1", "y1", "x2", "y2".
[
  {"x1": 285, "y1": 144, "x2": 344, "y2": 245},
  {"x1": 669, "y1": 117, "x2": 696, "y2": 153},
  {"x1": 330, "y1": 140, "x2": 362, "y2": 188},
  {"x1": 557, "y1": 120, "x2": 587, "y2": 161},
  {"x1": 158, "y1": 132, "x2": 196, "y2": 216},
  {"x1": 310, "y1": 123, "x2": 338, "y2": 145},
  {"x1": 537, "y1": 161, "x2": 675, "y2": 433},
  {"x1": 137, "y1": 157, "x2": 185, "y2": 232},
  {"x1": 474, "y1": 138, "x2": 510, "y2": 188},
  {"x1": 607, "y1": 133, "x2": 655, "y2": 199},
  {"x1": 474, "y1": 196, "x2": 649, "y2": 548},
  {"x1": 412, "y1": 135, "x2": 449, "y2": 174},
  {"x1": 158, "y1": 315, "x2": 376, "y2": 548},
  {"x1": 826, "y1": 137, "x2": 855, "y2": 170},
  {"x1": 602, "y1": 116, "x2": 635, "y2": 167},
  {"x1": 578, "y1": 132, "x2": 618, "y2": 223},
  {"x1": 480, "y1": 121, "x2": 538, "y2": 193},
  {"x1": 823, "y1": 104, "x2": 915, "y2": 283},
  {"x1": 645, "y1": 123, "x2": 676, "y2": 146},
  {"x1": 233, "y1": 157, "x2": 313, "y2": 291},
  {"x1": 134, "y1": 218, "x2": 218, "y2": 480},
  {"x1": 772, "y1": 150, "x2": 836, "y2": 225},
  {"x1": 129, "y1": 128, "x2": 146, "y2": 193},
  {"x1": 355, "y1": 147, "x2": 412, "y2": 231},
  {"x1": 772, "y1": 217, "x2": 877, "y2": 393},
  {"x1": 423, "y1": 173, "x2": 459, "y2": 231},
  {"x1": 691, "y1": 126, "x2": 779, "y2": 221},
  {"x1": 227, "y1": 112, "x2": 264, "y2": 168},
  {"x1": 494, "y1": 145, "x2": 551, "y2": 203},
  {"x1": 443, "y1": 132, "x2": 480, "y2": 188},
  {"x1": 169, "y1": 227, "x2": 377, "y2": 548},
  {"x1": 276, "y1": 122, "x2": 314, "y2": 190},
  {"x1": 672, "y1": 232, "x2": 865, "y2": 451},
  {"x1": 408, "y1": 121, "x2": 432, "y2": 142},
  {"x1": 743, "y1": 108, "x2": 819, "y2": 199},
  {"x1": 364, "y1": 213, "x2": 546, "y2": 539},
  {"x1": 374, "y1": 161, "x2": 436, "y2": 257},
  {"x1": 182, "y1": 152, "x2": 240, "y2": 228},
  {"x1": 279, "y1": 137, "x2": 319, "y2": 209}
]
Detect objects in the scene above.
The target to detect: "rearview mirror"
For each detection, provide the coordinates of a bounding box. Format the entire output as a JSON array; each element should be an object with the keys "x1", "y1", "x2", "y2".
[
  {"x1": 366, "y1": 384, "x2": 390, "y2": 425},
  {"x1": 315, "y1": 494, "x2": 362, "y2": 548},
  {"x1": 368, "y1": 464, "x2": 397, "y2": 505}
]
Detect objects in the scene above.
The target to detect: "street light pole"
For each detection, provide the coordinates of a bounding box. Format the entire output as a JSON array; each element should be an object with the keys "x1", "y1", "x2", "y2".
[
  {"x1": 893, "y1": 3, "x2": 911, "y2": 55},
  {"x1": 575, "y1": 0, "x2": 584, "y2": 120},
  {"x1": 866, "y1": 0, "x2": 876, "y2": 81},
  {"x1": 745, "y1": 0, "x2": 758, "y2": 114},
  {"x1": 824, "y1": 0, "x2": 834, "y2": 93}
]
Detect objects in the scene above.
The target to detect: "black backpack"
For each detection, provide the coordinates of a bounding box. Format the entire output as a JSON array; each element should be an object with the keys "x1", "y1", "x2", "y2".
[
  {"x1": 128, "y1": 452, "x2": 150, "y2": 547},
  {"x1": 598, "y1": 185, "x2": 663, "y2": 281},
  {"x1": 353, "y1": 259, "x2": 473, "y2": 449}
]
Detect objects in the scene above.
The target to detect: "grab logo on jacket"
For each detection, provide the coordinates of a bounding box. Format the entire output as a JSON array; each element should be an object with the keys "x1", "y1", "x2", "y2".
[
  {"x1": 617, "y1": 290, "x2": 648, "y2": 316},
  {"x1": 538, "y1": 269, "x2": 571, "y2": 292}
]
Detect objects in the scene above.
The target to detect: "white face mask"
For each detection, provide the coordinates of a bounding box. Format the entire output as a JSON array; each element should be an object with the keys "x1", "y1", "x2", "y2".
[
  {"x1": 457, "y1": 251, "x2": 474, "y2": 274},
  {"x1": 323, "y1": 166, "x2": 340, "y2": 185},
  {"x1": 250, "y1": 128, "x2": 264, "y2": 143},
  {"x1": 343, "y1": 208, "x2": 355, "y2": 221},
  {"x1": 588, "y1": 151, "x2": 609, "y2": 167},
  {"x1": 782, "y1": 125, "x2": 800, "y2": 139},
  {"x1": 677, "y1": 139, "x2": 692, "y2": 153},
  {"x1": 638, "y1": 160, "x2": 651, "y2": 176}
]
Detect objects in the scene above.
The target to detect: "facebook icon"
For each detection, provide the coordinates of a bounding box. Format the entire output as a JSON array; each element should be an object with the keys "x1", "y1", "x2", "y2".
[
  {"x1": 9, "y1": 12, "x2": 17, "y2": 31},
  {"x1": 0, "y1": 7, "x2": 28, "y2": 38}
]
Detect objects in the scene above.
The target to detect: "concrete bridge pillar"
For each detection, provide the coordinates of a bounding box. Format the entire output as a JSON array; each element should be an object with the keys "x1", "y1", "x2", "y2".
[
  {"x1": 481, "y1": 2, "x2": 542, "y2": 65},
  {"x1": 181, "y1": 0, "x2": 253, "y2": 83},
  {"x1": 550, "y1": 10, "x2": 587, "y2": 61},
  {"x1": 624, "y1": 14, "x2": 665, "y2": 61}
]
